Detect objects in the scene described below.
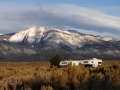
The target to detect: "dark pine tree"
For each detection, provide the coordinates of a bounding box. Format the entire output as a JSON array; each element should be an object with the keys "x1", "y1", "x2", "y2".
[{"x1": 50, "y1": 54, "x2": 62, "y2": 68}]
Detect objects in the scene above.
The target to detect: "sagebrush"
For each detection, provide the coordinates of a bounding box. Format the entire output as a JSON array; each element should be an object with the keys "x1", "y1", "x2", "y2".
[{"x1": 0, "y1": 61, "x2": 120, "y2": 90}]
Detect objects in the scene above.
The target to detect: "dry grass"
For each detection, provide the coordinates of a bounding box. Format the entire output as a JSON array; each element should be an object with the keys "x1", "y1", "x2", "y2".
[{"x1": 0, "y1": 60, "x2": 120, "y2": 90}]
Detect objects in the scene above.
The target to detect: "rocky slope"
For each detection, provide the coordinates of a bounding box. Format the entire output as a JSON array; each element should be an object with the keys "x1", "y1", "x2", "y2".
[
  {"x1": 0, "y1": 26, "x2": 120, "y2": 61},
  {"x1": 8, "y1": 26, "x2": 103, "y2": 49}
]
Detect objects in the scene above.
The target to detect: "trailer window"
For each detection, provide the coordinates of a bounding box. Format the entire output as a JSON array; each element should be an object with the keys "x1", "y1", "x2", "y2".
[
  {"x1": 98, "y1": 62, "x2": 101, "y2": 64},
  {"x1": 83, "y1": 61, "x2": 88, "y2": 63},
  {"x1": 61, "y1": 62, "x2": 67, "y2": 64}
]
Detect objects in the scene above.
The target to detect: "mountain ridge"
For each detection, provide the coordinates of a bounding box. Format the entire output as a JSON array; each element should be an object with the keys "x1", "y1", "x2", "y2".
[
  {"x1": 0, "y1": 26, "x2": 120, "y2": 61},
  {"x1": 8, "y1": 26, "x2": 110, "y2": 50}
]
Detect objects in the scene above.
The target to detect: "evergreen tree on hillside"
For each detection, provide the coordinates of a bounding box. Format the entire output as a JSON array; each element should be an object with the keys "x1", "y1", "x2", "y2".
[{"x1": 50, "y1": 54, "x2": 62, "y2": 68}]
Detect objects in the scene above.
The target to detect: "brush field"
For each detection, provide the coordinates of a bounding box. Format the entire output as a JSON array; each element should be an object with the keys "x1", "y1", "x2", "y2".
[{"x1": 0, "y1": 60, "x2": 120, "y2": 90}]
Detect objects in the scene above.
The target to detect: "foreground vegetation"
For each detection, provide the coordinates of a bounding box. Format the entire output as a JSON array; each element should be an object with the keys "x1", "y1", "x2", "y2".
[{"x1": 0, "y1": 61, "x2": 120, "y2": 90}]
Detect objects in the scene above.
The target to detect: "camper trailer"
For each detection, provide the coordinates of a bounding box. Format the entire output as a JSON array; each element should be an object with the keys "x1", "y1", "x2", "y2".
[
  {"x1": 59, "y1": 60, "x2": 81, "y2": 67},
  {"x1": 59, "y1": 58, "x2": 102, "y2": 68},
  {"x1": 81, "y1": 58, "x2": 102, "y2": 67}
]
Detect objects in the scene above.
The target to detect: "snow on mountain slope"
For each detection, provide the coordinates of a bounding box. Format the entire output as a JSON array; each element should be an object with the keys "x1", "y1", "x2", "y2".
[
  {"x1": 9, "y1": 26, "x2": 102, "y2": 49},
  {"x1": 100, "y1": 36, "x2": 117, "y2": 41}
]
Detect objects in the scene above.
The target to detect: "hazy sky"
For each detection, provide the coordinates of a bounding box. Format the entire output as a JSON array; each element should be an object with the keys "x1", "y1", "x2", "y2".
[{"x1": 0, "y1": 0, "x2": 120, "y2": 39}]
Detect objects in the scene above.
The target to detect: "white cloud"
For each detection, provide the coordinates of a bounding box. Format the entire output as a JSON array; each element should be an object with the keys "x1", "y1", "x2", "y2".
[
  {"x1": 50, "y1": 4, "x2": 120, "y2": 32},
  {"x1": 0, "y1": 4, "x2": 120, "y2": 39}
]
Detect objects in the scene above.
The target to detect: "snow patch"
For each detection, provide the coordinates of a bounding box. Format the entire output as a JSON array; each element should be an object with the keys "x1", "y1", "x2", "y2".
[{"x1": 100, "y1": 36, "x2": 116, "y2": 41}]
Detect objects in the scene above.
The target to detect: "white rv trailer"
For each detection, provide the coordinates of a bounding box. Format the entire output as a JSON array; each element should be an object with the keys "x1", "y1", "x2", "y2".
[
  {"x1": 81, "y1": 58, "x2": 102, "y2": 67},
  {"x1": 59, "y1": 60, "x2": 81, "y2": 67},
  {"x1": 59, "y1": 58, "x2": 102, "y2": 67}
]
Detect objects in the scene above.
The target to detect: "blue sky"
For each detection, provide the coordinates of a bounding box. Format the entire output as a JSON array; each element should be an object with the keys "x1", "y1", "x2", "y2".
[{"x1": 0, "y1": 0, "x2": 120, "y2": 39}]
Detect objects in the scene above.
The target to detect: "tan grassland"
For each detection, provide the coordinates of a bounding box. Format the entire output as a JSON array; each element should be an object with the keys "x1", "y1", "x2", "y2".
[{"x1": 0, "y1": 60, "x2": 120, "y2": 90}]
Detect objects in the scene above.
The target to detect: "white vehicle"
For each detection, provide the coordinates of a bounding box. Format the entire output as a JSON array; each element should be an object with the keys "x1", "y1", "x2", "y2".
[
  {"x1": 59, "y1": 60, "x2": 81, "y2": 67},
  {"x1": 81, "y1": 58, "x2": 102, "y2": 67}
]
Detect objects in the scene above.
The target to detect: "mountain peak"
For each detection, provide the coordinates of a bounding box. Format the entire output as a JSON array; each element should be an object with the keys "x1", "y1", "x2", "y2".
[
  {"x1": 67, "y1": 30, "x2": 86, "y2": 36},
  {"x1": 100, "y1": 36, "x2": 116, "y2": 41},
  {"x1": 1, "y1": 26, "x2": 120, "y2": 61},
  {"x1": 8, "y1": 26, "x2": 102, "y2": 49}
]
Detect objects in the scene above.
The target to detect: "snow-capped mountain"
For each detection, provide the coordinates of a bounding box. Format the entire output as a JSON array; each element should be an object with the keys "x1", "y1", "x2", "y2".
[
  {"x1": 100, "y1": 36, "x2": 117, "y2": 41},
  {"x1": 67, "y1": 30, "x2": 86, "y2": 36},
  {"x1": 0, "y1": 34, "x2": 11, "y2": 41},
  {"x1": 1, "y1": 26, "x2": 120, "y2": 61},
  {"x1": 8, "y1": 26, "x2": 102, "y2": 49}
]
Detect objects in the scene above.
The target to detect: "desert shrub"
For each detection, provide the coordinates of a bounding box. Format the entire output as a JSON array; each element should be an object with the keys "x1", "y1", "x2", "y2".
[
  {"x1": 41, "y1": 85, "x2": 53, "y2": 90},
  {"x1": 0, "y1": 61, "x2": 120, "y2": 90}
]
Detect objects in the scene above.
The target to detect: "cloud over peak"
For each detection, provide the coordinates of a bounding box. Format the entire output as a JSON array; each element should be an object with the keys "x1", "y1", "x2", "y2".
[{"x1": 0, "y1": 4, "x2": 120, "y2": 38}]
